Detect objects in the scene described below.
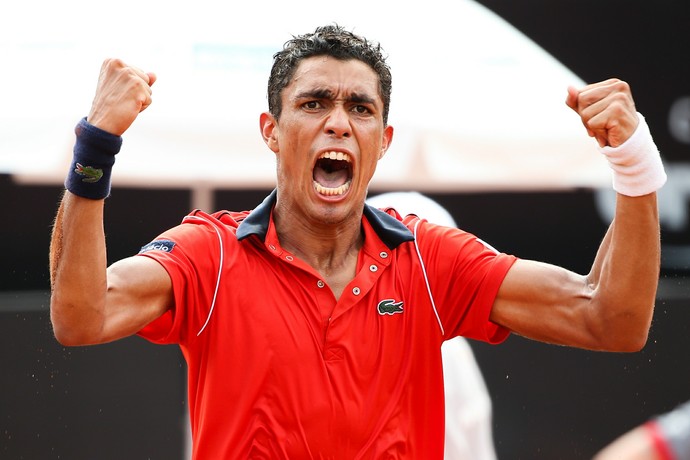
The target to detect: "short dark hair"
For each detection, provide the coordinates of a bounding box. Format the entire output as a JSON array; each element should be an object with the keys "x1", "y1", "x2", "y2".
[{"x1": 267, "y1": 24, "x2": 392, "y2": 125}]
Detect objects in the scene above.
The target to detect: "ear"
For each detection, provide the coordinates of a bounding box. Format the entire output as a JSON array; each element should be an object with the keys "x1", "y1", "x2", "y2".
[
  {"x1": 378, "y1": 125, "x2": 394, "y2": 160},
  {"x1": 260, "y1": 112, "x2": 279, "y2": 153}
]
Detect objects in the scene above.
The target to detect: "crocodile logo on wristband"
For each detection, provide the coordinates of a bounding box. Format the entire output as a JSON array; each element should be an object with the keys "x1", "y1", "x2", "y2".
[{"x1": 74, "y1": 163, "x2": 104, "y2": 183}]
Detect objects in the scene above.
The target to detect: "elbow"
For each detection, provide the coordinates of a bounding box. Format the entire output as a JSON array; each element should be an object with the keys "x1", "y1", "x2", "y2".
[
  {"x1": 50, "y1": 296, "x2": 102, "y2": 347},
  {"x1": 595, "y1": 316, "x2": 652, "y2": 353},
  {"x1": 51, "y1": 321, "x2": 94, "y2": 347},
  {"x1": 52, "y1": 327, "x2": 85, "y2": 347},
  {"x1": 588, "y1": 295, "x2": 654, "y2": 352},
  {"x1": 50, "y1": 314, "x2": 91, "y2": 347},
  {"x1": 604, "y1": 331, "x2": 649, "y2": 353}
]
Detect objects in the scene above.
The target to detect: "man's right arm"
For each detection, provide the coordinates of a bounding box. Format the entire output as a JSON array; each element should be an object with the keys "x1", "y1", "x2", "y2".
[{"x1": 49, "y1": 59, "x2": 170, "y2": 346}]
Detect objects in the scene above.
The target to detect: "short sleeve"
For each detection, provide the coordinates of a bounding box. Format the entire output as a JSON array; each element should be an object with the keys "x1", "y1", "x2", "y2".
[
  {"x1": 136, "y1": 212, "x2": 227, "y2": 345},
  {"x1": 413, "y1": 220, "x2": 517, "y2": 343}
]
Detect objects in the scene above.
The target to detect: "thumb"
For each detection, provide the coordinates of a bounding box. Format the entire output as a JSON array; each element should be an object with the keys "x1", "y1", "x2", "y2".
[
  {"x1": 146, "y1": 72, "x2": 157, "y2": 87},
  {"x1": 565, "y1": 85, "x2": 579, "y2": 111}
]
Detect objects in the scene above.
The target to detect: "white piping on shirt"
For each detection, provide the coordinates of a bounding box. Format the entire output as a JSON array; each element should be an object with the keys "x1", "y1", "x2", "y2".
[
  {"x1": 412, "y1": 219, "x2": 445, "y2": 336},
  {"x1": 182, "y1": 214, "x2": 224, "y2": 337}
]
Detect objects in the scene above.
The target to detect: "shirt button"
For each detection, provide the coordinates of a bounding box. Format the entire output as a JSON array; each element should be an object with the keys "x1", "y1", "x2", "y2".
[
  {"x1": 369, "y1": 264, "x2": 378, "y2": 272},
  {"x1": 317, "y1": 280, "x2": 325, "y2": 288},
  {"x1": 268, "y1": 244, "x2": 276, "y2": 251},
  {"x1": 352, "y1": 287, "x2": 361, "y2": 295},
  {"x1": 285, "y1": 255, "x2": 294, "y2": 261},
  {"x1": 380, "y1": 251, "x2": 388, "y2": 259}
]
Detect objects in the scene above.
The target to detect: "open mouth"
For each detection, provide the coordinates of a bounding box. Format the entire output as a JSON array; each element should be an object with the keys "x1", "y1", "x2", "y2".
[{"x1": 312, "y1": 151, "x2": 353, "y2": 196}]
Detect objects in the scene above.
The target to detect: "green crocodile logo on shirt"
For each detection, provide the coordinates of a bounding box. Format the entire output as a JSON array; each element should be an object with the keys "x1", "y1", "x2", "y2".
[
  {"x1": 377, "y1": 299, "x2": 404, "y2": 315},
  {"x1": 74, "y1": 163, "x2": 104, "y2": 183}
]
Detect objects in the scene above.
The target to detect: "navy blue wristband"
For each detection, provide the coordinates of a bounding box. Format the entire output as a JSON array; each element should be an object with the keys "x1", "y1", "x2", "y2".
[{"x1": 64, "y1": 117, "x2": 123, "y2": 199}]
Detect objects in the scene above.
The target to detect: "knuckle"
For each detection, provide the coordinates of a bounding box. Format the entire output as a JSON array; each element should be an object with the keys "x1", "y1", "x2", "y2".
[
  {"x1": 612, "y1": 79, "x2": 631, "y2": 95},
  {"x1": 610, "y1": 92, "x2": 633, "y2": 112},
  {"x1": 103, "y1": 57, "x2": 124, "y2": 70}
]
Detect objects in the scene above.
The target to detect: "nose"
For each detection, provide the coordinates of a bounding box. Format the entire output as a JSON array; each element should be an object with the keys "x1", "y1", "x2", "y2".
[{"x1": 324, "y1": 106, "x2": 351, "y2": 138}]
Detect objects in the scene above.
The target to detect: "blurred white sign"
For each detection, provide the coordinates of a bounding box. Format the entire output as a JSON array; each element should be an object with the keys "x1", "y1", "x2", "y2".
[{"x1": 0, "y1": 0, "x2": 610, "y2": 194}]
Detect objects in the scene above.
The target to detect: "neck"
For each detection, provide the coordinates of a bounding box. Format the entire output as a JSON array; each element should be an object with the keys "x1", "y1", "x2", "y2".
[{"x1": 273, "y1": 204, "x2": 364, "y2": 278}]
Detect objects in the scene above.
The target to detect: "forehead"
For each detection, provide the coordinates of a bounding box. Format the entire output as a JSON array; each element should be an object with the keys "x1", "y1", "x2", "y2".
[{"x1": 286, "y1": 56, "x2": 382, "y2": 100}]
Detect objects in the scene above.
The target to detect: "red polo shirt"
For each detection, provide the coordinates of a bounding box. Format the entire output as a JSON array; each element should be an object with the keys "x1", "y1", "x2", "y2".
[{"x1": 137, "y1": 190, "x2": 516, "y2": 459}]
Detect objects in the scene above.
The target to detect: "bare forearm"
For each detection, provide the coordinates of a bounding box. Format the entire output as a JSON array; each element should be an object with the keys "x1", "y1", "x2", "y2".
[
  {"x1": 50, "y1": 191, "x2": 108, "y2": 344},
  {"x1": 592, "y1": 425, "x2": 661, "y2": 460},
  {"x1": 588, "y1": 192, "x2": 660, "y2": 350}
]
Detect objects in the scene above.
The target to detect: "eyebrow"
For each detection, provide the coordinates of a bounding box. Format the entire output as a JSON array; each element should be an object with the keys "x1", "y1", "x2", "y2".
[{"x1": 295, "y1": 88, "x2": 376, "y2": 105}]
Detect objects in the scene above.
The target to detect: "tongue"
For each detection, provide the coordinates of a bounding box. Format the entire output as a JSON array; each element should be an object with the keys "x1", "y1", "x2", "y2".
[{"x1": 314, "y1": 165, "x2": 348, "y2": 188}]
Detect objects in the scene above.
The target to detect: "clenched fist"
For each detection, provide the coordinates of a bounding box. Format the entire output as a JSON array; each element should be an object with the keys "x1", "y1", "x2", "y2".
[
  {"x1": 87, "y1": 58, "x2": 157, "y2": 136},
  {"x1": 566, "y1": 78, "x2": 638, "y2": 148}
]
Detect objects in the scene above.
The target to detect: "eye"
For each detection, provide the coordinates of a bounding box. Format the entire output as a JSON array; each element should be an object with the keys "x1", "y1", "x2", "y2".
[
  {"x1": 352, "y1": 105, "x2": 371, "y2": 115},
  {"x1": 303, "y1": 100, "x2": 321, "y2": 110}
]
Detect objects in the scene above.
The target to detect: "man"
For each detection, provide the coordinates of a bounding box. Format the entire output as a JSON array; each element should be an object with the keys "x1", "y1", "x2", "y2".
[{"x1": 50, "y1": 24, "x2": 666, "y2": 458}]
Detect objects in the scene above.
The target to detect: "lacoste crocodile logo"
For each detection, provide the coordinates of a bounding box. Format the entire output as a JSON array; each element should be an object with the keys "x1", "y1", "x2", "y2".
[
  {"x1": 377, "y1": 299, "x2": 404, "y2": 315},
  {"x1": 74, "y1": 163, "x2": 104, "y2": 183}
]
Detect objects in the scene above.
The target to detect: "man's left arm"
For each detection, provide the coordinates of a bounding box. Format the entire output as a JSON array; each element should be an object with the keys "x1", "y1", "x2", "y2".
[{"x1": 490, "y1": 79, "x2": 665, "y2": 351}]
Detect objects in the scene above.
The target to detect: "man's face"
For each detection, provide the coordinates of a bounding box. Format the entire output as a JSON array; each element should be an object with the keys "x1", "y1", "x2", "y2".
[{"x1": 260, "y1": 56, "x2": 393, "y2": 226}]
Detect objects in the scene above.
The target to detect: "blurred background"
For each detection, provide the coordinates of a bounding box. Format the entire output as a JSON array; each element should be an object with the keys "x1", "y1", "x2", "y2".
[{"x1": 1, "y1": 0, "x2": 689, "y2": 458}]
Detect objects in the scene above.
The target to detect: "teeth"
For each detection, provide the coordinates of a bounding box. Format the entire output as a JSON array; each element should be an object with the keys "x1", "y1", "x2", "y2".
[
  {"x1": 313, "y1": 151, "x2": 352, "y2": 196},
  {"x1": 313, "y1": 180, "x2": 351, "y2": 196},
  {"x1": 319, "y1": 151, "x2": 351, "y2": 162}
]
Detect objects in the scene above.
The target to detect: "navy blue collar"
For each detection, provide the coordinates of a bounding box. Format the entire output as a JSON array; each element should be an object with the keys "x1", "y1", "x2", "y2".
[{"x1": 236, "y1": 189, "x2": 414, "y2": 250}]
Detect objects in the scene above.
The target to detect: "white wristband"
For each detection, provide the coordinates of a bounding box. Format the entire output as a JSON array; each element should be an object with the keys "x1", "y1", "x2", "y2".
[{"x1": 598, "y1": 112, "x2": 667, "y2": 197}]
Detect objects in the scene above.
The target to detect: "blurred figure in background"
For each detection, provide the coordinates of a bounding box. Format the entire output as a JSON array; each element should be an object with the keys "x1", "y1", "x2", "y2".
[
  {"x1": 366, "y1": 191, "x2": 497, "y2": 460},
  {"x1": 593, "y1": 399, "x2": 690, "y2": 460}
]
